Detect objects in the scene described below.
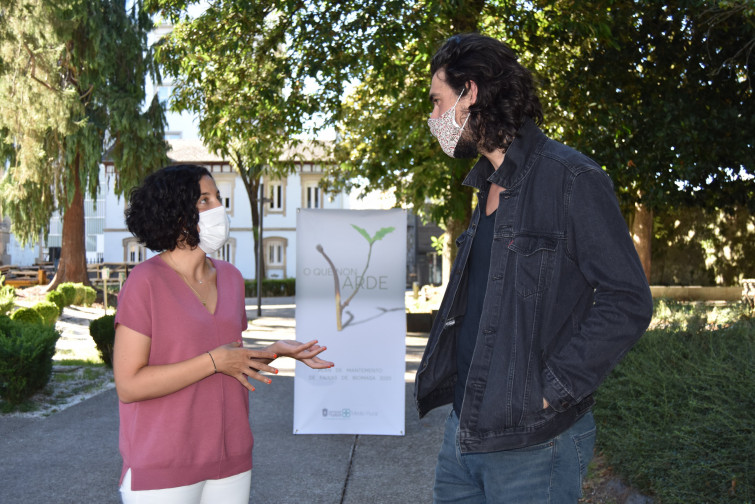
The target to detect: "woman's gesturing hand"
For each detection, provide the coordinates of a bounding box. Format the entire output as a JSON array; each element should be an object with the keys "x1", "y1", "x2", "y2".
[
  {"x1": 269, "y1": 339, "x2": 335, "y2": 369},
  {"x1": 210, "y1": 341, "x2": 279, "y2": 391}
]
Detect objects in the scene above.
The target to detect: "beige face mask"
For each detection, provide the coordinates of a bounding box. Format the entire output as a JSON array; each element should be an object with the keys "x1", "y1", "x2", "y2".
[{"x1": 427, "y1": 89, "x2": 469, "y2": 158}]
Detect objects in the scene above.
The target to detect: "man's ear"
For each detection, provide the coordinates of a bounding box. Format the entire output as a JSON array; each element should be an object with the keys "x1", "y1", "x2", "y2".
[{"x1": 465, "y1": 80, "x2": 478, "y2": 106}]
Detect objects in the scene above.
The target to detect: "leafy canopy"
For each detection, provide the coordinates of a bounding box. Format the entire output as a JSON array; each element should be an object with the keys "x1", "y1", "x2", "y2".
[{"x1": 0, "y1": 0, "x2": 168, "y2": 245}]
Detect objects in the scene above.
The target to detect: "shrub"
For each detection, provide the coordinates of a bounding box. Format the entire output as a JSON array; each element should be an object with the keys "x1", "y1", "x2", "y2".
[
  {"x1": 82, "y1": 286, "x2": 97, "y2": 307},
  {"x1": 0, "y1": 274, "x2": 14, "y2": 316},
  {"x1": 32, "y1": 302, "x2": 60, "y2": 327},
  {"x1": 0, "y1": 285, "x2": 14, "y2": 316},
  {"x1": 45, "y1": 290, "x2": 66, "y2": 313},
  {"x1": 89, "y1": 314, "x2": 115, "y2": 368},
  {"x1": 57, "y1": 283, "x2": 77, "y2": 306},
  {"x1": 594, "y1": 304, "x2": 753, "y2": 502},
  {"x1": 0, "y1": 317, "x2": 60, "y2": 404},
  {"x1": 10, "y1": 307, "x2": 44, "y2": 326},
  {"x1": 72, "y1": 284, "x2": 87, "y2": 306},
  {"x1": 244, "y1": 278, "x2": 296, "y2": 297}
]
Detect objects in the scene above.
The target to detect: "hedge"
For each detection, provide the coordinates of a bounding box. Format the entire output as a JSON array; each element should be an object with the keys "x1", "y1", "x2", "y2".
[
  {"x1": 57, "y1": 283, "x2": 78, "y2": 306},
  {"x1": 10, "y1": 307, "x2": 44, "y2": 326},
  {"x1": 0, "y1": 284, "x2": 14, "y2": 316},
  {"x1": 32, "y1": 302, "x2": 60, "y2": 327},
  {"x1": 89, "y1": 314, "x2": 115, "y2": 368},
  {"x1": 244, "y1": 278, "x2": 295, "y2": 297},
  {"x1": 45, "y1": 290, "x2": 66, "y2": 312},
  {"x1": 0, "y1": 316, "x2": 60, "y2": 404}
]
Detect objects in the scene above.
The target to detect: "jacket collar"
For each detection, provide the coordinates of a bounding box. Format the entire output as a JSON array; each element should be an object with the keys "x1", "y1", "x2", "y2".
[{"x1": 462, "y1": 118, "x2": 547, "y2": 191}]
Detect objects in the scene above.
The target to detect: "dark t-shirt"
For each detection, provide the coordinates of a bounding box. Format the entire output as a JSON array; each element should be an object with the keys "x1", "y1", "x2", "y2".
[{"x1": 453, "y1": 208, "x2": 496, "y2": 415}]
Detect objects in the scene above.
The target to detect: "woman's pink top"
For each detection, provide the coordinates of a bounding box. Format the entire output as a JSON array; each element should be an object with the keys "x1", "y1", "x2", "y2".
[{"x1": 114, "y1": 255, "x2": 252, "y2": 491}]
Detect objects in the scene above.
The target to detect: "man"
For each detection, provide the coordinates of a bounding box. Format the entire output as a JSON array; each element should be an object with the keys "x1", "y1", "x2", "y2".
[{"x1": 415, "y1": 33, "x2": 653, "y2": 503}]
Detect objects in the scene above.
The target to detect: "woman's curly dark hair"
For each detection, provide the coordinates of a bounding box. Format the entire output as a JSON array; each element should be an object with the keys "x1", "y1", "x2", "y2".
[
  {"x1": 125, "y1": 164, "x2": 211, "y2": 252},
  {"x1": 431, "y1": 33, "x2": 543, "y2": 153}
]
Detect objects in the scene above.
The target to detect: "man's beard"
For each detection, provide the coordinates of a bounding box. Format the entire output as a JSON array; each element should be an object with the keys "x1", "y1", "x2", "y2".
[{"x1": 453, "y1": 135, "x2": 478, "y2": 159}]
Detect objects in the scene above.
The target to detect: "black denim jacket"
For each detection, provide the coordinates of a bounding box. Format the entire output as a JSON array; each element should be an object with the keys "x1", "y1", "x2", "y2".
[{"x1": 414, "y1": 120, "x2": 653, "y2": 453}]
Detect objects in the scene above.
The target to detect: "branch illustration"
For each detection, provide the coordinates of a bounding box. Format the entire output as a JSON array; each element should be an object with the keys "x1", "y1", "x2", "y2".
[
  {"x1": 315, "y1": 244, "x2": 343, "y2": 330},
  {"x1": 316, "y1": 225, "x2": 396, "y2": 331}
]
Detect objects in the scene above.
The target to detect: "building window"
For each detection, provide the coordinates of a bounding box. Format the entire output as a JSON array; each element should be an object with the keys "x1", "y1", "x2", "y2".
[
  {"x1": 267, "y1": 242, "x2": 283, "y2": 266},
  {"x1": 262, "y1": 237, "x2": 288, "y2": 278},
  {"x1": 270, "y1": 183, "x2": 283, "y2": 210},
  {"x1": 262, "y1": 177, "x2": 286, "y2": 216},
  {"x1": 214, "y1": 175, "x2": 235, "y2": 216},
  {"x1": 212, "y1": 238, "x2": 236, "y2": 264},
  {"x1": 305, "y1": 185, "x2": 322, "y2": 209},
  {"x1": 300, "y1": 172, "x2": 325, "y2": 210},
  {"x1": 123, "y1": 238, "x2": 146, "y2": 263}
]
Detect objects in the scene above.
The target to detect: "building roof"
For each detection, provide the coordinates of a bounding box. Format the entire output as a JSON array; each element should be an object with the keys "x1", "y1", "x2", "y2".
[
  {"x1": 167, "y1": 139, "x2": 225, "y2": 164},
  {"x1": 167, "y1": 139, "x2": 333, "y2": 165}
]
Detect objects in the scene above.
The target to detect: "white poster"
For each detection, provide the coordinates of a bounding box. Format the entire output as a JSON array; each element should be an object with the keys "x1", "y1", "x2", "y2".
[{"x1": 294, "y1": 209, "x2": 407, "y2": 435}]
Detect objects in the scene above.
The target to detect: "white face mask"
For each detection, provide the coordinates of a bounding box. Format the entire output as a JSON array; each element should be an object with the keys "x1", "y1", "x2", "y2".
[
  {"x1": 197, "y1": 206, "x2": 230, "y2": 254},
  {"x1": 427, "y1": 89, "x2": 470, "y2": 158}
]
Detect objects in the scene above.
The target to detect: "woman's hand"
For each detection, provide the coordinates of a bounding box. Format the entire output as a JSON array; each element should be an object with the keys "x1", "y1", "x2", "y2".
[
  {"x1": 210, "y1": 341, "x2": 279, "y2": 391},
  {"x1": 269, "y1": 339, "x2": 335, "y2": 369}
]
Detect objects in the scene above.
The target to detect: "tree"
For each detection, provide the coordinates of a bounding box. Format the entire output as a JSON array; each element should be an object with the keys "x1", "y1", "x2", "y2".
[
  {"x1": 499, "y1": 0, "x2": 755, "y2": 280},
  {"x1": 0, "y1": 0, "x2": 168, "y2": 288},
  {"x1": 152, "y1": 0, "x2": 319, "y2": 280},
  {"x1": 147, "y1": 0, "x2": 489, "y2": 284},
  {"x1": 148, "y1": 0, "x2": 755, "y2": 285}
]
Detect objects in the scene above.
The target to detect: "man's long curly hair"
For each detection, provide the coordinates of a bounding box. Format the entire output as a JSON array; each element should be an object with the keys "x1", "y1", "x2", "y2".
[
  {"x1": 431, "y1": 33, "x2": 543, "y2": 154},
  {"x1": 125, "y1": 164, "x2": 211, "y2": 252}
]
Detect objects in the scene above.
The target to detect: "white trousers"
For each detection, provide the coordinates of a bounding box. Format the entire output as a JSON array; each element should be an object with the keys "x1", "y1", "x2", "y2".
[{"x1": 119, "y1": 468, "x2": 252, "y2": 504}]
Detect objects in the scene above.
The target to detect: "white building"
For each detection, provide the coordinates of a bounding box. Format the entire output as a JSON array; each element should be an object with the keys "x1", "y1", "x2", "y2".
[{"x1": 102, "y1": 138, "x2": 361, "y2": 280}]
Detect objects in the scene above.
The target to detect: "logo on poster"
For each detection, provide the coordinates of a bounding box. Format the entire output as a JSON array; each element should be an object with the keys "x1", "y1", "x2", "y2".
[{"x1": 322, "y1": 408, "x2": 351, "y2": 418}]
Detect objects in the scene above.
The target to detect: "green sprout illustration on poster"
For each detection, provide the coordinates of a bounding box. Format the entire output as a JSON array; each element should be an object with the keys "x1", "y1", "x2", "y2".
[{"x1": 316, "y1": 224, "x2": 396, "y2": 331}]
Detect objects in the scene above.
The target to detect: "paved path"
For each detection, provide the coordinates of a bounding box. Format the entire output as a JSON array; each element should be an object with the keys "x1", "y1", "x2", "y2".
[{"x1": 0, "y1": 297, "x2": 445, "y2": 504}]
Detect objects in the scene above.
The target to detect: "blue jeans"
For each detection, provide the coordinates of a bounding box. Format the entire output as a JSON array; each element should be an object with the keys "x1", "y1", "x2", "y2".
[{"x1": 433, "y1": 410, "x2": 596, "y2": 503}]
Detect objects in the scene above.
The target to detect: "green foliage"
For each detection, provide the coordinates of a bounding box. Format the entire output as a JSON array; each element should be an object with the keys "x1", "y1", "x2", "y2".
[
  {"x1": 594, "y1": 300, "x2": 753, "y2": 502},
  {"x1": 88, "y1": 314, "x2": 115, "y2": 368},
  {"x1": 351, "y1": 225, "x2": 396, "y2": 245},
  {"x1": 505, "y1": 0, "x2": 755, "y2": 215},
  {"x1": 10, "y1": 307, "x2": 44, "y2": 326},
  {"x1": 55, "y1": 282, "x2": 95, "y2": 306},
  {"x1": 0, "y1": 316, "x2": 60, "y2": 404},
  {"x1": 57, "y1": 283, "x2": 77, "y2": 307},
  {"x1": 0, "y1": 275, "x2": 15, "y2": 316},
  {"x1": 0, "y1": 0, "x2": 168, "y2": 284},
  {"x1": 82, "y1": 286, "x2": 97, "y2": 307},
  {"x1": 244, "y1": 278, "x2": 296, "y2": 298},
  {"x1": 72, "y1": 284, "x2": 87, "y2": 306},
  {"x1": 651, "y1": 205, "x2": 755, "y2": 285},
  {"x1": 430, "y1": 234, "x2": 445, "y2": 255},
  {"x1": 149, "y1": 0, "x2": 755, "y2": 276},
  {"x1": 45, "y1": 290, "x2": 67, "y2": 313},
  {"x1": 31, "y1": 302, "x2": 60, "y2": 327}
]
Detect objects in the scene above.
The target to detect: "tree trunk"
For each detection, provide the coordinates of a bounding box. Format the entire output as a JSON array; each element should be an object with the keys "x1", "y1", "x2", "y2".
[
  {"x1": 47, "y1": 158, "x2": 90, "y2": 290},
  {"x1": 441, "y1": 183, "x2": 473, "y2": 286},
  {"x1": 442, "y1": 214, "x2": 468, "y2": 287},
  {"x1": 238, "y1": 165, "x2": 265, "y2": 281},
  {"x1": 631, "y1": 201, "x2": 653, "y2": 283}
]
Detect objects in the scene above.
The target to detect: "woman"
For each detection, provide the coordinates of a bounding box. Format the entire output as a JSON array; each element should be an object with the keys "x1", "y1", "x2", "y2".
[{"x1": 113, "y1": 164, "x2": 333, "y2": 503}]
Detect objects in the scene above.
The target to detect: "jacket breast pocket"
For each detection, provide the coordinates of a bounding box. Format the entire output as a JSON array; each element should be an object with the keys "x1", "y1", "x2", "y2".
[{"x1": 508, "y1": 235, "x2": 558, "y2": 297}]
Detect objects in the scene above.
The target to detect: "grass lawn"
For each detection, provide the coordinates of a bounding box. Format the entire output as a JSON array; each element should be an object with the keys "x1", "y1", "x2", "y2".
[{"x1": 593, "y1": 299, "x2": 753, "y2": 503}]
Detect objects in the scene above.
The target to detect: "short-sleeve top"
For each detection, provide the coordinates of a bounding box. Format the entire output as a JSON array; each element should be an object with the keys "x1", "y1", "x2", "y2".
[{"x1": 114, "y1": 255, "x2": 252, "y2": 491}]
